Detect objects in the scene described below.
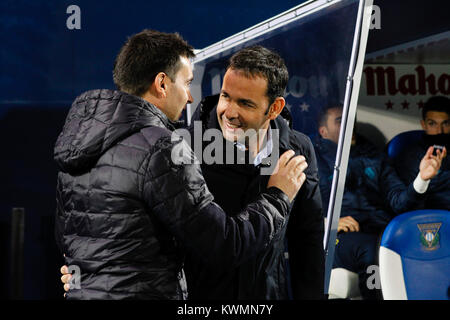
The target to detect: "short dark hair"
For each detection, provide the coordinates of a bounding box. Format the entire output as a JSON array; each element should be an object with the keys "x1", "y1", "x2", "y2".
[
  {"x1": 227, "y1": 46, "x2": 289, "y2": 106},
  {"x1": 113, "y1": 29, "x2": 195, "y2": 97},
  {"x1": 422, "y1": 96, "x2": 450, "y2": 119},
  {"x1": 317, "y1": 105, "x2": 343, "y2": 128}
]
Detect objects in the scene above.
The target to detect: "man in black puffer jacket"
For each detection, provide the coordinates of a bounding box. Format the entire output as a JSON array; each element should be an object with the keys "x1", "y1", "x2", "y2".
[{"x1": 54, "y1": 30, "x2": 309, "y2": 300}]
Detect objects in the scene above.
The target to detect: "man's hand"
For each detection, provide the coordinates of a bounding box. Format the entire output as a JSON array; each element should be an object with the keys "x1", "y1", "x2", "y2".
[
  {"x1": 267, "y1": 150, "x2": 308, "y2": 202},
  {"x1": 419, "y1": 146, "x2": 447, "y2": 181},
  {"x1": 60, "y1": 265, "x2": 71, "y2": 294},
  {"x1": 337, "y1": 216, "x2": 360, "y2": 233}
]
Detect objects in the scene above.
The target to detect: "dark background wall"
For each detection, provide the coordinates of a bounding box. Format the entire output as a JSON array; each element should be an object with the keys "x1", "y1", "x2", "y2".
[{"x1": 0, "y1": 0, "x2": 447, "y2": 299}]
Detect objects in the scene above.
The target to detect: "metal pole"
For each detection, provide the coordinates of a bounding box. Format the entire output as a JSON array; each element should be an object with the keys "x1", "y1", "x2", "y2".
[
  {"x1": 10, "y1": 207, "x2": 25, "y2": 300},
  {"x1": 323, "y1": 0, "x2": 374, "y2": 295}
]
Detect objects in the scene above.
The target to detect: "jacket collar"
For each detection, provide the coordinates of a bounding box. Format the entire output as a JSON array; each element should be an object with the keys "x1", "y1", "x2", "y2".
[{"x1": 54, "y1": 89, "x2": 178, "y2": 174}]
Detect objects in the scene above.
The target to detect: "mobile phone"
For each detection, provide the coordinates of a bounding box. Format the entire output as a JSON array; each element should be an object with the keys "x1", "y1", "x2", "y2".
[{"x1": 433, "y1": 145, "x2": 444, "y2": 156}]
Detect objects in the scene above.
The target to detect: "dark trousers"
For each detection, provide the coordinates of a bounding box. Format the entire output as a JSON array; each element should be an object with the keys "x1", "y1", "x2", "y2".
[{"x1": 333, "y1": 232, "x2": 382, "y2": 300}]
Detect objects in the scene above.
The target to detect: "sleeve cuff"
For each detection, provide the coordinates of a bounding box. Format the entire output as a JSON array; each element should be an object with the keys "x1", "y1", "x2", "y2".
[
  {"x1": 266, "y1": 186, "x2": 293, "y2": 210},
  {"x1": 413, "y1": 173, "x2": 430, "y2": 194}
]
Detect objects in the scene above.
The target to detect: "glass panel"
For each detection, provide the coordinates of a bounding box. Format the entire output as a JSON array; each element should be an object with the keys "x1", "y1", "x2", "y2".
[{"x1": 191, "y1": 0, "x2": 359, "y2": 136}]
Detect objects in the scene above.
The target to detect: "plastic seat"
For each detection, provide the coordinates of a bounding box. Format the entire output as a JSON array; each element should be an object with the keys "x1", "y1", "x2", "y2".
[
  {"x1": 379, "y1": 210, "x2": 450, "y2": 300},
  {"x1": 386, "y1": 130, "x2": 424, "y2": 161},
  {"x1": 328, "y1": 268, "x2": 362, "y2": 299}
]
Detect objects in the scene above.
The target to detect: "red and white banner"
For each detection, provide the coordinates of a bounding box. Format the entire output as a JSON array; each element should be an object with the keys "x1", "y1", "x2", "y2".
[{"x1": 359, "y1": 64, "x2": 450, "y2": 116}]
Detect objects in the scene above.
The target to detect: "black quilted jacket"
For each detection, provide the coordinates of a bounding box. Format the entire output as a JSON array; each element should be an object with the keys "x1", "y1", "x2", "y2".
[{"x1": 54, "y1": 89, "x2": 291, "y2": 300}]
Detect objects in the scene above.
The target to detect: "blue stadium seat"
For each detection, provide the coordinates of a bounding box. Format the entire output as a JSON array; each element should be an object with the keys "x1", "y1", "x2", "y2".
[
  {"x1": 386, "y1": 130, "x2": 424, "y2": 161},
  {"x1": 379, "y1": 210, "x2": 450, "y2": 300}
]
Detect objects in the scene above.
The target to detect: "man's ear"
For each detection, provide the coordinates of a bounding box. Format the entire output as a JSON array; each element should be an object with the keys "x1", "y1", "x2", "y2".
[
  {"x1": 420, "y1": 119, "x2": 426, "y2": 131},
  {"x1": 267, "y1": 97, "x2": 286, "y2": 120},
  {"x1": 319, "y1": 126, "x2": 328, "y2": 139},
  {"x1": 153, "y1": 72, "x2": 169, "y2": 98}
]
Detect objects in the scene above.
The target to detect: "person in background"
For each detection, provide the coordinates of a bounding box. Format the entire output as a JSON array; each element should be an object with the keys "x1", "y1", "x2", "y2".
[
  {"x1": 391, "y1": 96, "x2": 449, "y2": 210},
  {"x1": 313, "y1": 105, "x2": 446, "y2": 299}
]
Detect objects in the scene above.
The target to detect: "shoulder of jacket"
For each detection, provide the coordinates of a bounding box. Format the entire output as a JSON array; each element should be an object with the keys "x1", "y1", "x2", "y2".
[
  {"x1": 117, "y1": 126, "x2": 174, "y2": 158},
  {"x1": 288, "y1": 130, "x2": 315, "y2": 154},
  {"x1": 139, "y1": 126, "x2": 172, "y2": 144}
]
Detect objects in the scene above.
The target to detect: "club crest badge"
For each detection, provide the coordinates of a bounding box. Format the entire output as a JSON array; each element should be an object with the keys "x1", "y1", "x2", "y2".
[{"x1": 417, "y1": 222, "x2": 442, "y2": 251}]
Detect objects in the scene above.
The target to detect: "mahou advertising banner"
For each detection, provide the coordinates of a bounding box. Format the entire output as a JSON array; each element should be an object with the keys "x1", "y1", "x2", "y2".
[{"x1": 359, "y1": 64, "x2": 450, "y2": 116}]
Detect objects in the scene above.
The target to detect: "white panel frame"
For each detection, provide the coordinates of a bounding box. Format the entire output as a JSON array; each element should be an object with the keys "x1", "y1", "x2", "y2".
[
  {"x1": 323, "y1": 0, "x2": 374, "y2": 294},
  {"x1": 192, "y1": 0, "x2": 335, "y2": 64}
]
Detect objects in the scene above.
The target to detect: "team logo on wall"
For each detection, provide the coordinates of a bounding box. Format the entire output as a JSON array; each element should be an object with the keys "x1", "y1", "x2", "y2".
[{"x1": 417, "y1": 222, "x2": 442, "y2": 251}]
